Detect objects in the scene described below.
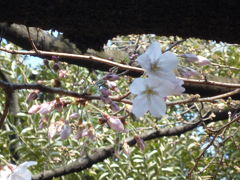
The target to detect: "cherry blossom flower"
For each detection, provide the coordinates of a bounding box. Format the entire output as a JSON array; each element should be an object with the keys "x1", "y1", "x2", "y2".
[
  {"x1": 0, "y1": 161, "x2": 37, "y2": 180},
  {"x1": 130, "y1": 77, "x2": 174, "y2": 118},
  {"x1": 28, "y1": 98, "x2": 66, "y2": 115},
  {"x1": 137, "y1": 41, "x2": 179, "y2": 78}
]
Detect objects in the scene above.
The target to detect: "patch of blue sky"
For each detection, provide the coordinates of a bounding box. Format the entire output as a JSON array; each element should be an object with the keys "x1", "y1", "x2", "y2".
[{"x1": 23, "y1": 55, "x2": 43, "y2": 69}]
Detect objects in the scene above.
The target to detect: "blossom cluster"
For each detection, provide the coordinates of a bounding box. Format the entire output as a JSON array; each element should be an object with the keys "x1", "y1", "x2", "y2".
[{"x1": 130, "y1": 41, "x2": 185, "y2": 118}]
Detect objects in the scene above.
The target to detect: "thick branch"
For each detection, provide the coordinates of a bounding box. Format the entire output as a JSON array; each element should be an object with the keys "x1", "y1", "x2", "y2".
[
  {"x1": 32, "y1": 107, "x2": 240, "y2": 180},
  {"x1": 0, "y1": 47, "x2": 240, "y2": 99},
  {"x1": 0, "y1": 23, "x2": 81, "y2": 54}
]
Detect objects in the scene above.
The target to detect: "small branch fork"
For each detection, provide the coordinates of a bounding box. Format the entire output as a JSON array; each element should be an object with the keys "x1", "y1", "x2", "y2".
[{"x1": 187, "y1": 114, "x2": 240, "y2": 177}]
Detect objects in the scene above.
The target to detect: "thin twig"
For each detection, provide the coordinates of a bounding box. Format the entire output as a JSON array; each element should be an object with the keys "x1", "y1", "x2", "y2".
[
  {"x1": 26, "y1": 27, "x2": 40, "y2": 54},
  {"x1": 187, "y1": 134, "x2": 218, "y2": 177},
  {"x1": 188, "y1": 114, "x2": 240, "y2": 177},
  {"x1": 167, "y1": 88, "x2": 240, "y2": 106},
  {"x1": 211, "y1": 62, "x2": 240, "y2": 71},
  {"x1": 164, "y1": 39, "x2": 186, "y2": 52}
]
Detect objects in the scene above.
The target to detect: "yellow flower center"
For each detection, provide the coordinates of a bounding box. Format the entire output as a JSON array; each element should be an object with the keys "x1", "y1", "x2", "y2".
[
  {"x1": 150, "y1": 63, "x2": 160, "y2": 72},
  {"x1": 144, "y1": 88, "x2": 157, "y2": 95}
]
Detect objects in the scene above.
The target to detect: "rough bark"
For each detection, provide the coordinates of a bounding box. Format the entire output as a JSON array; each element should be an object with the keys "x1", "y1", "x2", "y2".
[{"x1": 0, "y1": 1, "x2": 239, "y2": 50}]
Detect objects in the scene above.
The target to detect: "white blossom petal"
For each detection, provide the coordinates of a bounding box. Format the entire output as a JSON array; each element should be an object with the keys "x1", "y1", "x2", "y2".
[
  {"x1": 145, "y1": 41, "x2": 162, "y2": 62},
  {"x1": 148, "y1": 95, "x2": 166, "y2": 117},
  {"x1": 19, "y1": 161, "x2": 37, "y2": 168},
  {"x1": 147, "y1": 77, "x2": 175, "y2": 97},
  {"x1": 129, "y1": 78, "x2": 146, "y2": 94},
  {"x1": 168, "y1": 77, "x2": 185, "y2": 95},
  {"x1": 132, "y1": 94, "x2": 148, "y2": 118},
  {"x1": 10, "y1": 161, "x2": 37, "y2": 180},
  {"x1": 137, "y1": 53, "x2": 151, "y2": 71},
  {"x1": 157, "y1": 51, "x2": 179, "y2": 72}
]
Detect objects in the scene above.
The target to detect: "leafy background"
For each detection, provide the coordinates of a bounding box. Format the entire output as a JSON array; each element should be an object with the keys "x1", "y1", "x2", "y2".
[{"x1": 0, "y1": 34, "x2": 240, "y2": 180}]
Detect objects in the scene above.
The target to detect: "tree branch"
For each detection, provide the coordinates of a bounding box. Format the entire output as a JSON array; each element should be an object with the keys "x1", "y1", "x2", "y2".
[
  {"x1": 0, "y1": 46, "x2": 240, "y2": 99},
  {"x1": 32, "y1": 107, "x2": 240, "y2": 180}
]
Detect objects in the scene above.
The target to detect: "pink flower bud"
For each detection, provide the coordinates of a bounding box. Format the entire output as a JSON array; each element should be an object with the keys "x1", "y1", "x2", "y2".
[
  {"x1": 69, "y1": 113, "x2": 80, "y2": 120},
  {"x1": 135, "y1": 136, "x2": 145, "y2": 151},
  {"x1": 26, "y1": 91, "x2": 39, "y2": 102},
  {"x1": 48, "y1": 120, "x2": 64, "y2": 139},
  {"x1": 43, "y1": 59, "x2": 49, "y2": 66},
  {"x1": 107, "y1": 116, "x2": 124, "y2": 132},
  {"x1": 48, "y1": 123, "x2": 58, "y2": 139},
  {"x1": 100, "y1": 95, "x2": 112, "y2": 104},
  {"x1": 53, "y1": 99, "x2": 64, "y2": 112},
  {"x1": 39, "y1": 115, "x2": 48, "y2": 129},
  {"x1": 100, "y1": 87, "x2": 111, "y2": 96},
  {"x1": 110, "y1": 102, "x2": 120, "y2": 112},
  {"x1": 103, "y1": 73, "x2": 119, "y2": 81},
  {"x1": 52, "y1": 56, "x2": 59, "y2": 60},
  {"x1": 59, "y1": 70, "x2": 68, "y2": 78},
  {"x1": 87, "y1": 126, "x2": 97, "y2": 140},
  {"x1": 39, "y1": 102, "x2": 54, "y2": 115},
  {"x1": 196, "y1": 56, "x2": 211, "y2": 66},
  {"x1": 181, "y1": 53, "x2": 199, "y2": 62},
  {"x1": 74, "y1": 125, "x2": 86, "y2": 140},
  {"x1": 53, "y1": 62, "x2": 60, "y2": 72},
  {"x1": 28, "y1": 104, "x2": 41, "y2": 114},
  {"x1": 182, "y1": 54, "x2": 210, "y2": 66},
  {"x1": 60, "y1": 122, "x2": 72, "y2": 140},
  {"x1": 106, "y1": 81, "x2": 119, "y2": 92},
  {"x1": 181, "y1": 67, "x2": 200, "y2": 78}
]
